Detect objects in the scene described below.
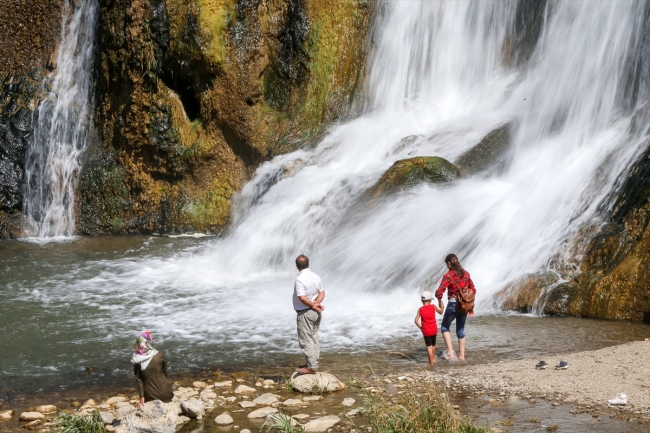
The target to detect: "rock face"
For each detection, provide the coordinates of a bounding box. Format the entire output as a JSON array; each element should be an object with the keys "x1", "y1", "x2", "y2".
[
  {"x1": 116, "y1": 400, "x2": 179, "y2": 433},
  {"x1": 79, "y1": 0, "x2": 375, "y2": 236},
  {"x1": 0, "y1": 1, "x2": 62, "y2": 239},
  {"x1": 455, "y1": 124, "x2": 512, "y2": 176},
  {"x1": 180, "y1": 399, "x2": 204, "y2": 419},
  {"x1": 368, "y1": 156, "x2": 460, "y2": 197},
  {"x1": 304, "y1": 415, "x2": 341, "y2": 432},
  {"x1": 290, "y1": 372, "x2": 346, "y2": 393}
]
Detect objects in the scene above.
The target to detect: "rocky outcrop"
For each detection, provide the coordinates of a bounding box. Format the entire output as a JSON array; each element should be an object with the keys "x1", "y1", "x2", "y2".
[
  {"x1": 80, "y1": 0, "x2": 374, "y2": 235},
  {"x1": 456, "y1": 124, "x2": 512, "y2": 176},
  {"x1": 0, "y1": 1, "x2": 62, "y2": 238},
  {"x1": 368, "y1": 156, "x2": 460, "y2": 197}
]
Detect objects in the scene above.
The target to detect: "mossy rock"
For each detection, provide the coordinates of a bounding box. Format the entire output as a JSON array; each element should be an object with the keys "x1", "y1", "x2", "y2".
[
  {"x1": 368, "y1": 156, "x2": 460, "y2": 197},
  {"x1": 456, "y1": 123, "x2": 511, "y2": 176}
]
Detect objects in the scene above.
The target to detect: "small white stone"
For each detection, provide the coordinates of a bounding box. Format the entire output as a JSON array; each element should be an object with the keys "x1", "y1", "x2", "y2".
[
  {"x1": 304, "y1": 415, "x2": 341, "y2": 432},
  {"x1": 214, "y1": 381, "x2": 233, "y2": 388},
  {"x1": 215, "y1": 412, "x2": 234, "y2": 425},
  {"x1": 0, "y1": 410, "x2": 14, "y2": 422},
  {"x1": 346, "y1": 409, "x2": 359, "y2": 417},
  {"x1": 193, "y1": 381, "x2": 208, "y2": 389},
  {"x1": 253, "y1": 393, "x2": 280, "y2": 405},
  {"x1": 104, "y1": 397, "x2": 127, "y2": 406},
  {"x1": 283, "y1": 399, "x2": 304, "y2": 407},
  {"x1": 236, "y1": 379, "x2": 245, "y2": 383},
  {"x1": 226, "y1": 397, "x2": 237, "y2": 402},
  {"x1": 20, "y1": 412, "x2": 45, "y2": 421},
  {"x1": 263, "y1": 379, "x2": 275, "y2": 386},
  {"x1": 255, "y1": 382, "x2": 262, "y2": 387},
  {"x1": 303, "y1": 396, "x2": 323, "y2": 402},
  {"x1": 292, "y1": 414, "x2": 310, "y2": 420},
  {"x1": 241, "y1": 430, "x2": 252, "y2": 433},
  {"x1": 342, "y1": 398, "x2": 356, "y2": 407},
  {"x1": 239, "y1": 401, "x2": 256, "y2": 408}
]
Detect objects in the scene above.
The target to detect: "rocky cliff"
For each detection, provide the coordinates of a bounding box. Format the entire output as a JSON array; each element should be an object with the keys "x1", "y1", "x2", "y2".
[
  {"x1": 0, "y1": 0, "x2": 62, "y2": 237},
  {"x1": 79, "y1": 0, "x2": 373, "y2": 234}
]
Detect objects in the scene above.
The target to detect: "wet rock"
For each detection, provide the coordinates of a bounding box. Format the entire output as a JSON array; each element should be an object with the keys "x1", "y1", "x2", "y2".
[
  {"x1": 342, "y1": 398, "x2": 355, "y2": 407},
  {"x1": 247, "y1": 407, "x2": 278, "y2": 419},
  {"x1": 303, "y1": 415, "x2": 341, "y2": 432},
  {"x1": 100, "y1": 412, "x2": 115, "y2": 425},
  {"x1": 115, "y1": 402, "x2": 132, "y2": 409},
  {"x1": 200, "y1": 389, "x2": 217, "y2": 401},
  {"x1": 456, "y1": 124, "x2": 512, "y2": 176},
  {"x1": 0, "y1": 409, "x2": 13, "y2": 422},
  {"x1": 234, "y1": 385, "x2": 256, "y2": 394},
  {"x1": 497, "y1": 271, "x2": 560, "y2": 314},
  {"x1": 368, "y1": 156, "x2": 460, "y2": 197},
  {"x1": 105, "y1": 397, "x2": 128, "y2": 405},
  {"x1": 290, "y1": 372, "x2": 346, "y2": 393},
  {"x1": 253, "y1": 393, "x2": 280, "y2": 405},
  {"x1": 192, "y1": 381, "x2": 208, "y2": 389},
  {"x1": 303, "y1": 396, "x2": 322, "y2": 402},
  {"x1": 346, "y1": 409, "x2": 359, "y2": 417},
  {"x1": 180, "y1": 399, "x2": 204, "y2": 419},
  {"x1": 215, "y1": 412, "x2": 234, "y2": 425},
  {"x1": 262, "y1": 379, "x2": 275, "y2": 387},
  {"x1": 214, "y1": 381, "x2": 232, "y2": 388},
  {"x1": 240, "y1": 430, "x2": 251, "y2": 433},
  {"x1": 34, "y1": 405, "x2": 56, "y2": 414},
  {"x1": 20, "y1": 412, "x2": 45, "y2": 421},
  {"x1": 115, "y1": 400, "x2": 178, "y2": 433},
  {"x1": 292, "y1": 414, "x2": 310, "y2": 420},
  {"x1": 282, "y1": 399, "x2": 304, "y2": 407},
  {"x1": 239, "y1": 401, "x2": 256, "y2": 408}
]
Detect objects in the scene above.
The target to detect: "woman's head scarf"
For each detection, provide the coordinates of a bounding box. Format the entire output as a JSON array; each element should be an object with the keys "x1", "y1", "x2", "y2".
[{"x1": 131, "y1": 331, "x2": 159, "y2": 370}]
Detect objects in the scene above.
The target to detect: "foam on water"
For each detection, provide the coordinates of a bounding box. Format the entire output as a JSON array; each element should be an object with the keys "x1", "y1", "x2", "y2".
[{"x1": 4, "y1": 1, "x2": 650, "y2": 381}]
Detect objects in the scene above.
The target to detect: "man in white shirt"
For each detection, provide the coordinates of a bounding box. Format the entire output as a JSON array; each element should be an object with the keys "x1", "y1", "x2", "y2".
[{"x1": 293, "y1": 255, "x2": 325, "y2": 375}]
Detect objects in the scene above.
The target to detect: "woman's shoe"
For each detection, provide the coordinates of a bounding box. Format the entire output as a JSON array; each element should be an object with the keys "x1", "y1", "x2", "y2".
[
  {"x1": 535, "y1": 361, "x2": 547, "y2": 370},
  {"x1": 554, "y1": 361, "x2": 568, "y2": 370}
]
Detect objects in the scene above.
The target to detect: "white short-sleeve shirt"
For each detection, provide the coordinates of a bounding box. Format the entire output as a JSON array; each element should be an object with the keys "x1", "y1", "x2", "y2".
[{"x1": 293, "y1": 268, "x2": 323, "y2": 311}]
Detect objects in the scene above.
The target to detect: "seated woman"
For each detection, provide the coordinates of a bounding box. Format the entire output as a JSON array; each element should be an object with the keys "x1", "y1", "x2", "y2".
[{"x1": 131, "y1": 331, "x2": 173, "y2": 409}]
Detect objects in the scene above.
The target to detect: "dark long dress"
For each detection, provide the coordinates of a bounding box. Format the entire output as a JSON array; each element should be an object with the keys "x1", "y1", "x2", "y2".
[{"x1": 134, "y1": 352, "x2": 174, "y2": 402}]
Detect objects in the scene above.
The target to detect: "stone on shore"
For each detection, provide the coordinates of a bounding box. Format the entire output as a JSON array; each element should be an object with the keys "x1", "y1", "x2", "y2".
[
  {"x1": 282, "y1": 399, "x2": 304, "y2": 407},
  {"x1": 239, "y1": 401, "x2": 256, "y2": 408},
  {"x1": 214, "y1": 381, "x2": 232, "y2": 388},
  {"x1": 34, "y1": 405, "x2": 57, "y2": 414},
  {"x1": 215, "y1": 413, "x2": 234, "y2": 425},
  {"x1": 292, "y1": 414, "x2": 310, "y2": 420},
  {"x1": 253, "y1": 393, "x2": 279, "y2": 405},
  {"x1": 116, "y1": 405, "x2": 136, "y2": 419},
  {"x1": 180, "y1": 399, "x2": 204, "y2": 419},
  {"x1": 115, "y1": 400, "x2": 178, "y2": 433},
  {"x1": 200, "y1": 389, "x2": 217, "y2": 401},
  {"x1": 303, "y1": 396, "x2": 322, "y2": 402},
  {"x1": 346, "y1": 409, "x2": 359, "y2": 417},
  {"x1": 290, "y1": 372, "x2": 346, "y2": 393},
  {"x1": 193, "y1": 381, "x2": 208, "y2": 389},
  {"x1": 234, "y1": 385, "x2": 256, "y2": 394},
  {"x1": 100, "y1": 412, "x2": 116, "y2": 425},
  {"x1": 265, "y1": 413, "x2": 301, "y2": 427},
  {"x1": 0, "y1": 410, "x2": 14, "y2": 422},
  {"x1": 240, "y1": 430, "x2": 251, "y2": 433},
  {"x1": 263, "y1": 379, "x2": 275, "y2": 387},
  {"x1": 105, "y1": 397, "x2": 127, "y2": 405},
  {"x1": 247, "y1": 407, "x2": 278, "y2": 419},
  {"x1": 304, "y1": 415, "x2": 341, "y2": 432},
  {"x1": 342, "y1": 398, "x2": 355, "y2": 407},
  {"x1": 20, "y1": 412, "x2": 45, "y2": 422},
  {"x1": 81, "y1": 399, "x2": 97, "y2": 408}
]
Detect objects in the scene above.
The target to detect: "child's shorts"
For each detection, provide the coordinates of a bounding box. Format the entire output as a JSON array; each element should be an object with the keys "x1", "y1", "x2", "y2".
[{"x1": 423, "y1": 335, "x2": 437, "y2": 347}]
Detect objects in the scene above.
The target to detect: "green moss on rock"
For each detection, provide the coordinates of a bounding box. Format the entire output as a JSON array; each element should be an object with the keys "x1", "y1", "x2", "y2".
[
  {"x1": 369, "y1": 156, "x2": 460, "y2": 197},
  {"x1": 456, "y1": 123, "x2": 511, "y2": 176}
]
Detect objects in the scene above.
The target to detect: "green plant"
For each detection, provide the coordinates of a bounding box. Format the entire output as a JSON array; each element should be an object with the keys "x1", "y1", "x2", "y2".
[
  {"x1": 50, "y1": 410, "x2": 106, "y2": 433},
  {"x1": 280, "y1": 373, "x2": 294, "y2": 392},
  {"x1": 362, "y1": 382, "x2": 490, "y2": 433},
  {"x1": 262, "y1": 412, "x2": 307, "y2": 433}
]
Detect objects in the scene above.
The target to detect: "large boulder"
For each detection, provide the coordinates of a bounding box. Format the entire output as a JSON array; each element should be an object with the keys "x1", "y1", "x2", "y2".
[
  {"x1": 368, "y1": 156, "x2": 460, "y2": 197},
  {"x1": 455, "y1": 124, "x2": 512, "y2": 176},
  {"x1": 115, "y1": 400, "x2": 179, "y2": 433},
  {"x1": 290, "y1": 372, "x2": 346, "y2": 393}
]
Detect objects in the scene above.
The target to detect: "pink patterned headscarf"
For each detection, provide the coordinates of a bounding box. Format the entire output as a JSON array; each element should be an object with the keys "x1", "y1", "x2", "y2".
[{"x1": 134, "y1": 331, "x2": 154, "y2": 355}]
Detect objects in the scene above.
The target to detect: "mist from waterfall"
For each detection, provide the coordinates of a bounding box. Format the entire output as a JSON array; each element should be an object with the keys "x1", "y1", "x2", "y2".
[
  {"x1": 21, "y1": 0, "x2": 98, "y2": 238},
  {"x1": 7, "y1": 1, "x2": 650, "y2": 363}
]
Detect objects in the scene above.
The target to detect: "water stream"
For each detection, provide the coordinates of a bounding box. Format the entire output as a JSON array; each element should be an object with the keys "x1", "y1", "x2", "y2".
[
  {"x1": 21, "y1": 0, "x2": 98, "y2": 238},
  {"x1": 3, "y1": 0, "x2": 650, "y2": 401}
]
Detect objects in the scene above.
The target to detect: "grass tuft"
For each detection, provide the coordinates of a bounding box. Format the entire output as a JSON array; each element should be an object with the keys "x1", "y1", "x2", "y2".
[
  {"x1": 50, "y1": 410, "x2": 106, "y2": 433},
  {"x1": 361, "y1": 380, "x2": 490, "y2": 433},
  {"x1": 262, "y1": 412, "x2": 306, "y2": 433}
]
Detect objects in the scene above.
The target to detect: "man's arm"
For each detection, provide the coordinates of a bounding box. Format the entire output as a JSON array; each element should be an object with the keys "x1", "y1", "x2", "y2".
[{"x1": 299, "y1": 290, "x2": 325, "y2": 312}]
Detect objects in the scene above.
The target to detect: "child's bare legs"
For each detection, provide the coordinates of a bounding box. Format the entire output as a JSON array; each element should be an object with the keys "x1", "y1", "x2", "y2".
[
  {"x1": 458, "y1": 338, "x2": 466, "y2": 361},
  {"x1": 442, "y1": 331, "x2": 456, "y2": 359},
  {"x1": 427, "y1": 345, "x2": 436, "y2": 364}
]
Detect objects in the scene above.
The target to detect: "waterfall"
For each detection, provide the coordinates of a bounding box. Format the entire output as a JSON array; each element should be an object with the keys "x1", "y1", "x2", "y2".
[
  {"x1": 21, "y1": 0, "x2": 98, "y2": 238},
  {"x1": 14, "y1": 1, "x2": 650, "y2": 352}
]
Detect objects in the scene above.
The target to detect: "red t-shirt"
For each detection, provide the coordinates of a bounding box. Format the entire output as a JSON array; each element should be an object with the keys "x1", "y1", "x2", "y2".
[{"x1": 419, "y1": 305, "x2": 438, "y2": 336}]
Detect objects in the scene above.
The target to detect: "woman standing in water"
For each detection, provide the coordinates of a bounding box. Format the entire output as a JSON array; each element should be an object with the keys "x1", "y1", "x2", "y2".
[
  {"x1": 131, "y1": 331, "x2": 174, "y2": 409},
  {"x1": 435, "y1": 254, "x2": 476, "y2": 361}
]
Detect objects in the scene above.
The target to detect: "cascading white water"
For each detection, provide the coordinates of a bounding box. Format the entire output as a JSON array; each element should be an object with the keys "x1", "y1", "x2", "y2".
[
  {"x1": 21, "y1": 0, "x2": 98, "y2": 238},
  {"x1": 8, "y1": 1, "x2": 650, "y2": 358}
]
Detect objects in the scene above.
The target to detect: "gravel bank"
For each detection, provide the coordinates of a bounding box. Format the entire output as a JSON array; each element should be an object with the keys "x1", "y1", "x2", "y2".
[{"x1": 426, "y1": 340, "x2": 650, "y2": 419}]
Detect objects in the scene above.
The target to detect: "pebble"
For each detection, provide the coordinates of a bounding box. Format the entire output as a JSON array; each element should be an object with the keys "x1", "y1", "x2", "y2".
[
  {"x1": 253, "y1": 393, "x2": 279, "y2": 405},
  {"x1": 292, "y1": 414, "x2": 310, "y2": 420},
  {"x1": 303, "y1": 415, "x2": 341, "y2": 432},
  {"x1": 104, "y1": 397, "x2": 127, "y2": 405},
  {"x1": 342, "y1": 398, "x2": 355, "y2": 407},
  {"x1": 215, "y1": 413, "x2": 234, "y2": 425},
  {"x1": 303, "y1": 396, "x2": 323, "y2": 402},
  {"x1": 0, "y1": 410, "x2": 14, "y2": 422},
  {"x1": 346, "y1": 409, "x2": 359, "y2": 417},
  {"x1": 214, "y1": 381, "x2": 233, "y2": 388},
  {"x1": 239, "y1": 401, "x2": 256, "y2": 408},
  {"x1": 241, "y1": 430, "x2": 251, "y2": 433},
  {"x1": 263, "y1": 379, "x2": 275, "y2": 386},
  {"x1": 283, "y1": 399, "x2": 304, "y2": 407},
  {"x1": 226, "y1": 397, "x2": 237, "y2": 402},
  {"x1": 193, "y1": 381, "x2": 208, "y2": 389},
  {"x1": 234, "y1": 385, "x2": 256, "y2": 394}
]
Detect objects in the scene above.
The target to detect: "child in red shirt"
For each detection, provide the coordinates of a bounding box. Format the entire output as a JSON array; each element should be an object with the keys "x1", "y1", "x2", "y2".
[{"x1": 414, "y1": 291, "x2": 444, "y2": 365}]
